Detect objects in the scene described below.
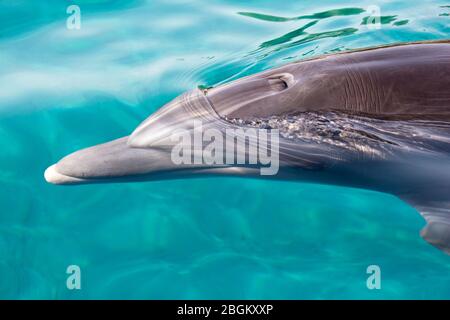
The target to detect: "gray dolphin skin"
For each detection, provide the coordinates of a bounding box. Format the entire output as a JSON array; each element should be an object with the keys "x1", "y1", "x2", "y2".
[{"x1": 45, "y1": 40, "x2": 450, "y2": 254}]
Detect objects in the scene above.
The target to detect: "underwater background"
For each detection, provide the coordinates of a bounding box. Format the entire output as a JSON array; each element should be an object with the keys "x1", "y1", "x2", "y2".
[{"x1": 0, "y1": 0, "x2": 449, "y2": 299}]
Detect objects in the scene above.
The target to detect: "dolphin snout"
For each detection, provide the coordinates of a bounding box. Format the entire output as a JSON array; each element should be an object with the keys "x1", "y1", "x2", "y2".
[
  {"x1": 44, "y1": 136, "x2": 175, "y2": 185},
  {"x1": 44, "y1": 89, "x2": 228, "y2": 185},
  {"x1": 44, "y1": 164, "x2": 85, "y2": 184}
]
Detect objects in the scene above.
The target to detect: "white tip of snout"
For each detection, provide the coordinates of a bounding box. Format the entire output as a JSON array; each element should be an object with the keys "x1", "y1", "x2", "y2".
[{"x1": 44, "y1": 164, "x2": 85, "y2": 185}]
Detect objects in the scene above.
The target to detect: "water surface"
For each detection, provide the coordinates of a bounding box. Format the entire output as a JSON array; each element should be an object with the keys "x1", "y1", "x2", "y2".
[{"x1": 0, "y1": 0, "x2": 449, "y2": 299}]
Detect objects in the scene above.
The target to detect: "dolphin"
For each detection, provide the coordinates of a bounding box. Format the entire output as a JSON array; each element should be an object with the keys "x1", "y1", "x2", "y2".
[{"x1": 44, "y1": 40, "x2": 450, "y2": 253}]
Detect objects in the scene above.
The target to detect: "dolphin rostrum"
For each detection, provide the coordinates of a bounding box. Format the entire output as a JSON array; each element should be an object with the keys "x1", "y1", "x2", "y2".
[{"x1": 45, "y1": 40, "x2": 450, "y2": 254}]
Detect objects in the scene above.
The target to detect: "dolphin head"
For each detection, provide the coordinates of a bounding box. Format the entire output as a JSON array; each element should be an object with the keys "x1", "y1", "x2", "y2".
[
  {"x1": 44, "y1": 64, "x2": 338, "y2": 185},
  {"x1": 44, "y1": 89, "x2": 234, "y2": 185},
  {"x1": 44, "y1": 79, "x2": 284, "y2": 185}
]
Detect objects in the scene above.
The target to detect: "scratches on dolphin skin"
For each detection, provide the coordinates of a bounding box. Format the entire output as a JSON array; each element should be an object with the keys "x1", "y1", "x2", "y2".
[
  {"x1": 341, "y1": 58, "x2": 371, "y2": 113},
  {"x1": 340, "y1": 55, "x2": 387, "y2": 115}
]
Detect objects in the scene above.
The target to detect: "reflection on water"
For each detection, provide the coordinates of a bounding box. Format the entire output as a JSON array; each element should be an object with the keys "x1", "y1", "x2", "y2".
[
  {"x1": 260, "y1": 25, "x2": 358, "y2": 54},
  {"x1": 361, "y1": 15, "x2": 398, "y2": 25},
  {"x1": 0, "y1": 0, "x2": 449, "y2": 299},
  {"x1": 237, "y1": 7, "x2": 366, "y2": 22},
  {"x1": 237, "y1": 6, "x2": 416, "y2": 58}
]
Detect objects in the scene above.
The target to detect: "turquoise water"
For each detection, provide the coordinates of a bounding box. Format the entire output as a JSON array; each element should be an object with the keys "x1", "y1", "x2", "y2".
[{"x1": 0, "y1": 0, "x2": 449, "y2": 299}]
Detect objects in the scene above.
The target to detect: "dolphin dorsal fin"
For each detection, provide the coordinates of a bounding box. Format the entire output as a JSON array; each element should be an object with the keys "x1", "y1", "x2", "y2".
[{"x1": 399, "y1": 195, "x2": 450, "y2": 254}]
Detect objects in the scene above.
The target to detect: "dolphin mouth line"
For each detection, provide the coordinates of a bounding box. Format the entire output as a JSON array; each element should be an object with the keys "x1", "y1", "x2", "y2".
[{"x1": 44, "y1": 164, "x2": 88, "y2": 184}]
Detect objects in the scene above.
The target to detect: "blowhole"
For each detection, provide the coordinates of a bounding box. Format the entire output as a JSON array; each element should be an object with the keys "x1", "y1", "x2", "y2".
[{"x1": 267, "y1": 73, "x2": 294, "y2": 91}]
